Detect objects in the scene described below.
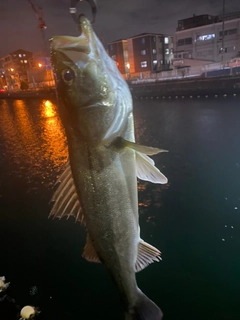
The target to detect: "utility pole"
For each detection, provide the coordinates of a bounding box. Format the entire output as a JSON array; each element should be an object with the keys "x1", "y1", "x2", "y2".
[{"x1": 221, "y1": 0, "x2": 225, "y2": 62}]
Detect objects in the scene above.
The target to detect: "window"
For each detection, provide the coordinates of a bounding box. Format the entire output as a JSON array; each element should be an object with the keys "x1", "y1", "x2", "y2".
[
  {"x1": 153, "y1": 60, "x2": 157, "y2": 64},
  {"x1": 141, "y1": 61, "x2": 147, "y2": 68},
  {"x1": 109, "y1": 44, "x2": 113, "y2": 51},
  {"x1": 141, "y1": 37, "x2": 145, "y2": 44},
  {"x1": 170, "y1": 49, "x2": 173, "y2": 54},
  {"x1": 197, "y1": 50, "x2": 213, "y2": 57},
  {"x1": 220, "y1": 28, "x2": 237, "y2": 37},
  {"x1": 164, "y1": 37, "x2": 169, "y2": 44},
  {"x1": 23, "y1": 54, "x2": 26, "y2": 57},
  {"x1": 19, "y1": 54, "x2": 22, "y2": 57},
  {"x1": 153, "y1": 37, "x2": 156, "y2": 42},
  {"x1": 177, "y1": 37, "x2": 192, "y2": 46},
  {"x1": 152, "y1": 49, "x2": 156, "y2": 54},
  {"x1": 141, "y1": 50, "x2": 146, "y2": 55},
  {"x1": 21, "y1": 60, "x2": 23, "y2": 63},
  {"x1": 24, "y1": 60, "x2": 27, "y2": 63},
  {"x1": 165, "y1": 48, "x2": 169, "y2": 54},
  {"x1": 228, "y1": 28, "x2": 237, "y2": 35},
  {"x1": 196, "y1": 34, "x2": 215, "y2": 41}
]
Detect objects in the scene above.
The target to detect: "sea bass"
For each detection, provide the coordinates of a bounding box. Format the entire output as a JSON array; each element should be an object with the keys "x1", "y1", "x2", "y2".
[{"x1": 50, "y1": 16, "x2": 167, "y2": 319}]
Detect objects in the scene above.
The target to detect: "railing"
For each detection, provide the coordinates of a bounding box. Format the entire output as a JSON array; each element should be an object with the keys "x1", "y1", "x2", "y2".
[{"x1": 129, "y1": 62, "x2": 240, "y2": 84}]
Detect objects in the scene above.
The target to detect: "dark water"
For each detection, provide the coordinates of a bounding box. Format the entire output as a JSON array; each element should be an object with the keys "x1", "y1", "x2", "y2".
[{"x1": 0, "y1": 97, "x2": 240, "y2": 320}]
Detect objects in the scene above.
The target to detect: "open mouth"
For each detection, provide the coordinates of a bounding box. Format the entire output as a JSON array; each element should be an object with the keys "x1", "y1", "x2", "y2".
[{"x1": 50, "y1": 16, "x2": 93, "y2": 55}]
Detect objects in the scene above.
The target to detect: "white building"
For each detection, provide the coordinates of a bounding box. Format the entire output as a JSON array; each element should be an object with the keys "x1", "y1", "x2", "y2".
[{"x1": 174, "y1": 12, "x2": 240, "y2": 65}]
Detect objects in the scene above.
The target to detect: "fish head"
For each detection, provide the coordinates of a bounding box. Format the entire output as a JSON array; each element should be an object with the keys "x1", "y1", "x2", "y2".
[{"x1": 50, "y1": 16, "x2": 132, "y2": 145}]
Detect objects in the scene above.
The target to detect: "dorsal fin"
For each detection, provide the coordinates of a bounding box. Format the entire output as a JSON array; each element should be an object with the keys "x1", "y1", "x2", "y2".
[
  {"x1": 49, "y1": 161, "x2": 84, "y2": 224},
  {"x1": 82, "y1": 233, "x2": 101, "y2": 263},
  {"x1": 135, "y1": 240, "x2": 162, "y2": 272}
]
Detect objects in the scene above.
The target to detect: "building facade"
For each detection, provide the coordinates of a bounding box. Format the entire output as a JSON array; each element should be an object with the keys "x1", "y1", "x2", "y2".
[
  {"x1": 174, "y1": 12, "x2": 240, "y2": 64},
  {"x1": 0, "y1": 49, "x2": 33, "y2": 90},
  {"x1": 107, "y1": 40, "x2": 129, "y2": 77},
  {"x1": 108, "y1": 33, "x2": 174, "y2": 79}
]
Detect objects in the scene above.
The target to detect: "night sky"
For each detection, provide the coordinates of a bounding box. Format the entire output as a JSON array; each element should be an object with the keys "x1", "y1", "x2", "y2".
[{"x1": 0, "y1": 0, "x2": 239, "y2": 57}]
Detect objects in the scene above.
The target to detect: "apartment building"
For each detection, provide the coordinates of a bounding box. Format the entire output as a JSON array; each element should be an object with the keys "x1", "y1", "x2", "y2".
[
  {"x1": 174, "y1": 12, "x2": 240, "y2": 64},
  {"x1": 108, "y1": 33, "x2": 174, "y2": 79},
  {"x1": 0, "y1": 49, "x2": 33, "y2": 90}
]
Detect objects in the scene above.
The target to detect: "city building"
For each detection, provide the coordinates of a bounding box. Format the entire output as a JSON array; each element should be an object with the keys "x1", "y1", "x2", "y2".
[
  {"x1": 108, "y1": 33, "x2": 174, "y2": 79},
  {"x1": 0, "y1": 66, "x2": 7, "y2": 90},
  {"x1": 0, "y1": 50, "x2": 55, "y2": 90},
  {"x1": 27, "y1": 54, "x2": 55, "y2": 89},
  {"x1": 174, "y1": 11, "x2": 240, "y2": 67},
  {"x1": 107, "y1": 39, "x2": 129, "y2": 78},
  {"x1": 0, "y1": 49, "x2": 33, "y2": 90}
]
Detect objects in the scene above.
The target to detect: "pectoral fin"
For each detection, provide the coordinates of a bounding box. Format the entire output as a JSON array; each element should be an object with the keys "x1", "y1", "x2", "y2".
[
  {"x1": 115, "y1": 138, "x2": 168, "y2": 184},
  {"x1": 49, "y1": 161, "x2": 85, "y2": 224},
  {"x1": 82, "y1": 233, "x2": 101, "y2": 263},
  {"x1": 136, "y1": 152, "x2": 168, "y2": 184},
  {"x1": 135, "y1": 240, "x2": 161, "y2": 272},
  {"x1": 122, "y1": 139, "x2": 168, "y2": 156}
]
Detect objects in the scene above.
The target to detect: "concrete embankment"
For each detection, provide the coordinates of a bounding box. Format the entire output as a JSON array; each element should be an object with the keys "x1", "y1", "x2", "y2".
[
  {"x1": 1, "y1": 76, "x2": 240, "y2": 101},
  {"x1": 0, "y1": 89, "x2": 56, "y2": 100},
  {"x1": 128, "y1": 76, "x2": 240, "y2": 98}
]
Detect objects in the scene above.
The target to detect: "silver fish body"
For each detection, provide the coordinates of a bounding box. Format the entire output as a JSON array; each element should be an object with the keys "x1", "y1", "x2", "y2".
[{"x1": 50, "y1": 16, "x2": 167, "y2": 319}]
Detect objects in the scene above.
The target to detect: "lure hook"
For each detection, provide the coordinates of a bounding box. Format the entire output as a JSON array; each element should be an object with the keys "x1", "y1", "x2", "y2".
[{"x1": 69, "y1": 0, "x2": 97, "y2": 26}]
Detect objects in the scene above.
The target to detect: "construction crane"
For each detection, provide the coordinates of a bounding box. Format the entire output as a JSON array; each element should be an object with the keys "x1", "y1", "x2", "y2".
[{"x1": 27, "y1": 0, "x2": 48, "y2": 55}]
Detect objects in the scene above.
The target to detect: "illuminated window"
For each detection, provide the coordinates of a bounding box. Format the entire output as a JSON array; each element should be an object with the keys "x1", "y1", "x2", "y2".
[
  {"x1": 196, "y1": 34, "x2": 215, "y2": 41},
  {"x1": 164, "y1": 37, "x2": 169, "y2": 44},
  {"x1": 23, "y1": 54, "x2": 26, "y2": 57},
  {"x1": 153, "y1": 60, "x2": 157, "y2": 64},
  {"x1": 19, "y1": 54, "x2": 22, "y2": 57},
  {"x1": 165, "y1": 48, "x2": 169, "y2": 54},
  {"x1": 152, "y1": 49, "x2": 156, "y2": 54},
  {"x1": 21, "y1": 60, "x2": 23, "y2": 63},
  {"x1": 141, "y1": 37, "x2": 145, "y2": 44},
  {"x1": 141, "y1": 50, "x2": 146, "y2": 55},
  {"x1": 24, "y1": 60, "x2": 27, "y2": 63},
  {"x1": 141, "y1": 61, "x2": 147, "y2": 68}
]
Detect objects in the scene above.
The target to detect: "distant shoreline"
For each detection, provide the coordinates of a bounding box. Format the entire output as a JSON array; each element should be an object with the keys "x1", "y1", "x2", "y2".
[
  {"x1": 1, "y1": 75, "x2": 240, "y2": 100},
  {"x1": 0, "y1": 89, "x2": 57, "y2": 100},
  {"x1": 128, "y1": 75, "x2": 240, "y2": 98}
]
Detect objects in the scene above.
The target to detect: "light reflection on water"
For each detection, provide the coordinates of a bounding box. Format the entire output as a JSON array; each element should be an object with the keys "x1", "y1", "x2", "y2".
[
  {"x1": 0, "y1": 98, "x2": 160, "y2": 208},
  {"x1": 0, "y1": 99, "x2": 68, "y2": 192},
  {"x1": 0, "y1": 97, "x2": 240, "y2": 319}
]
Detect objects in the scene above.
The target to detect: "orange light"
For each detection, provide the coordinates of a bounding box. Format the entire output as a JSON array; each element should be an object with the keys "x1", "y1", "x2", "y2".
[
  {"x1": 10, "y1": 68, "x2": 14, "y2": 72},
  {"x1": 38, "y1": 63, "x2": 42, "y2": 67}
]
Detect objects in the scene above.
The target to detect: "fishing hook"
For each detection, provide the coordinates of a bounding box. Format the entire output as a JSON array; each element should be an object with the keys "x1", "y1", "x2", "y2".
[{"x1": 69, "y1": 0, "x2": 97, "y2": 26}]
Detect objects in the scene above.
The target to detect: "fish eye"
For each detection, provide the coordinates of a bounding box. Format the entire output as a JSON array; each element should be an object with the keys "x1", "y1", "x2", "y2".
[{"x1": 61, "y1": 69, "x2": 75, "y2": 84}]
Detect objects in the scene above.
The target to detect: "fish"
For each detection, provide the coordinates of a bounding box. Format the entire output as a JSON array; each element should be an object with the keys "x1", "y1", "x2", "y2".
[{"x1": 50, "y1": 15, "x2": 168, "y2": 320}]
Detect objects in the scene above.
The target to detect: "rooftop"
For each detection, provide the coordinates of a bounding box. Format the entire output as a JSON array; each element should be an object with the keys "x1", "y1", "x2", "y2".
[{"x1": 177, "y1": 11, "x2": 240, "y2": 31}]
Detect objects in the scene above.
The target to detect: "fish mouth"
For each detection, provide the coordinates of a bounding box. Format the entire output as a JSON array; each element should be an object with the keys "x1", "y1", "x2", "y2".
[{"x1": 50, "y1": 16, "x2": 95, "y2": 56}]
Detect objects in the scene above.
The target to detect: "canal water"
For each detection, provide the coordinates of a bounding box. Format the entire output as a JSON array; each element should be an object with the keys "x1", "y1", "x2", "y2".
[{"x1": 0, "y1": 97, "x2": 240, "y2": 320}]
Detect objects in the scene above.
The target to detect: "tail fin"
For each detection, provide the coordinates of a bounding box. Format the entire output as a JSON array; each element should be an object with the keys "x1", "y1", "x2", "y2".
[{"x1": 125, "y1": 291, "x2": 163, "y2": 320}]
